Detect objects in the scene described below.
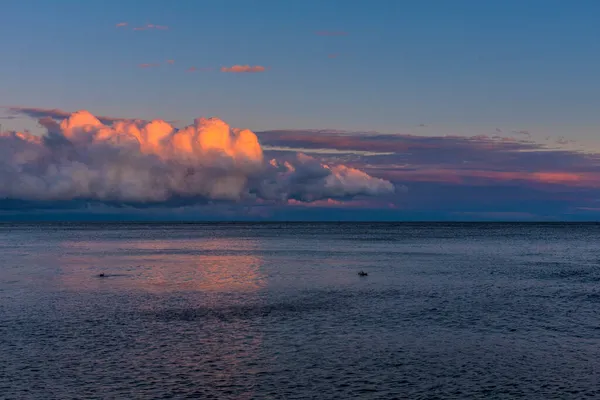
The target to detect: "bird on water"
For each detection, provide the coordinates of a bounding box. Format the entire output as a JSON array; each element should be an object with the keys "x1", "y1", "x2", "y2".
[{"x1": 358, "y1": 270, "x2": 368, "y2": 277}]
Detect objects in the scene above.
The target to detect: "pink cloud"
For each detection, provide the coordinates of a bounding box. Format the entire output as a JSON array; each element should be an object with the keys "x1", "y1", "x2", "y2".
[
  {"x1": 257, "y1": 128, "x2": 600, "y2": 191},
  {"x1": 530, "y1": 172, "x2": 584, "y2": 184},
  {"x1": 166, "y1": 59, "x2": 175, "y2": 64},
  {"x1": 133, "y1": 24, "x2": 168, "y2": 31},
  {"x1": 375, "y1": 168, "x2": 600, "y2": 188},
  {"x1": 0, "y1": 109, "x2": 393, "y2": 205},
  {"x1": 220, "y1": 65, "x2": 266, "y2": 73},
  {"x1": 115, "y1": 22, "x2": 128, "y2": 28},
  {"x1": 328, "y1": 53, "x2": 340, "y2": 58}
]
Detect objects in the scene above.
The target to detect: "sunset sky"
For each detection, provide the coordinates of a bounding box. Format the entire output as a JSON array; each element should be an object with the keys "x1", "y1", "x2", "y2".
[{"x1": 2, "y1": 0, "x2": 600, "y2": 220}]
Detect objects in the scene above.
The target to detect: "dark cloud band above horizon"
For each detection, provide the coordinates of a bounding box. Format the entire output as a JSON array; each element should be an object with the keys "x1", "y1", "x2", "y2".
[{"x1": 256, "y1": 129, "x2": 600, "y2": 189}]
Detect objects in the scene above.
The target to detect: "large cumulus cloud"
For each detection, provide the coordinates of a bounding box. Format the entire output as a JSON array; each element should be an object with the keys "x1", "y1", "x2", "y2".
[{"x1": 0, "y1": 110, "x2": 394, "y2": 206}]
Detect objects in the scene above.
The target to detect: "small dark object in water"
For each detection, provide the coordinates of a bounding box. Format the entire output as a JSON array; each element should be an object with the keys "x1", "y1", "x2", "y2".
[
  {"x1": 98, "y1": 273, "x2": 106, "y2": 278},
  {"x1": 358, "y1": 271, "x2": 368, "y2": 277}
]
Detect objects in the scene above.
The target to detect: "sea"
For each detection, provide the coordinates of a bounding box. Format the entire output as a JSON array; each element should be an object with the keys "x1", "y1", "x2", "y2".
[{"x1": 1, "y1": 222, "x2": 600, "y2": 399}]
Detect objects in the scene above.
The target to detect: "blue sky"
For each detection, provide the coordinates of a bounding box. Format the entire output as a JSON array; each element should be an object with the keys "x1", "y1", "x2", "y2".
[
  {"x1": 2, "y1": 0, "x2": 600, "y2": 220},
  {"x1": 2, "y1": 0, "x2": 600, "y2": 142}
]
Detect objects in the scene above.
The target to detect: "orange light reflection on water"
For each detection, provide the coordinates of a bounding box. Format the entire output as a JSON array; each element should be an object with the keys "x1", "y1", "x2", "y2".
[
  {"x1": 57, "y1": 237, "x2": 266, "y2": 293},
  {"x1": 57, "y1": 236, "x2": 265, "y2": 399}
]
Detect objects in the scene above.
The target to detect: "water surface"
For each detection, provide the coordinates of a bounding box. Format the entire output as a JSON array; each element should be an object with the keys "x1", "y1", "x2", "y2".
[{"x1": 1, "y1": 223, "x2": 600, "y2": 398}]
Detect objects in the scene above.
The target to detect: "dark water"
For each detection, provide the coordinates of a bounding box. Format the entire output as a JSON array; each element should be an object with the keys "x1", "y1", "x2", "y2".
[{"x1": 1, "y1": 223, "x2": 600, "y2": 399}]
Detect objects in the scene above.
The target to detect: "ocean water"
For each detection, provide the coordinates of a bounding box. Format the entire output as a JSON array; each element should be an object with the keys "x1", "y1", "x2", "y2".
[{"x1": 1, "y1": 223, "x2": 600, "y2": 399}]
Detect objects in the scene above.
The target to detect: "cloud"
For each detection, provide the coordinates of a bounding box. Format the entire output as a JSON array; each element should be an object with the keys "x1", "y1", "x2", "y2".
[
  {"x1": 315, "y1": 31, "x2": 348, "y2": 36},
  {"x1": 37, "y1": 116, "x2": 61, "y2": 133},
  {"x1": 166, "y1": 59, "x2": 175, "y2": 64},
  {"x1": 133, "y1": 24, "x2": 169, "y2": 31},
  {"x1": 6, "y1": 106, "x2": 132, "y2": 125},
  {"x1": 220, "y1": 65, "x2": 266, "y2": 73},
  {"x1": 257, "y1": 129, "x2": 600, "y2": 191},
  {"x1": 328, "y1": 53, "x2": 340, "y2": 58},
  {"x1": 556, "y1": 136, "x2": 576, "y2": 145},
  {"x1": 138, "y1": 63, "x2": 160, "y2": 68},
  {"x1": 6, "y1": 107, "x2": 72, "y2": 120},
  {"x1": 0, "y1": 110, "x2": 393, "y2": 207},
  {"x1": 115, "y1": 22, "x2": 128, "y2": 28},
  {"x1": 256, "y1": 129, "x2": 542, "y2": 155},
  {"x1": 374, "y1": 169, "x2": 600, "y2": 188},
  {"x1": 287, "y1": 198, "x2": 344, "y2": 206},
  {"x1": 6, "y1": 111, "x2": 596, "y2": 219},
  {"x1": 258, "y1": 153, "x2": 394, "y2": 202},
  {"x1": 286, "y1": 198, "x2": 395, "y2": 209}
]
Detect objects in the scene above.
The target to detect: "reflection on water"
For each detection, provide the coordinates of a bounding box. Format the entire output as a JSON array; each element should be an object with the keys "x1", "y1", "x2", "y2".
[
  {"x1": 57, "y1": 237, "x2": 266, "y2": 292},
  {"x1": 57, "y1": 236, "x2": 267, "y2": 398},
  {"x1": 3, "y1": 223, "x2": 600, "y2": 398},
  {"x1": 1, "y1": 228, "x2": 269, "y2": 399}
]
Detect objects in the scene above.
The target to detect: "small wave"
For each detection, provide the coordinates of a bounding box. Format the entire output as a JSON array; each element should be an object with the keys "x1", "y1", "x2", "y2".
[{"x1": 141, "y1": 299, "x2": 334, "y2": 323}]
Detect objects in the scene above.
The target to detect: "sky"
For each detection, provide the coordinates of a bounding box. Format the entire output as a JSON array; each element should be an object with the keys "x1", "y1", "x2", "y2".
[{"x1": 2, "y1": 0, "x2": 600, "y2": 221}]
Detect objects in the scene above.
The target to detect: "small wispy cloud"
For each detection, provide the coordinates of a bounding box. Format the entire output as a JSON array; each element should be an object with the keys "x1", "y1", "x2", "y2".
[
  {"x1": 316, "y1": 31, "x2": 348, "y2": 36},
  {"x1": 328, "y1": 53, "x2": 340, "y2": 58},
  {"x1": 556, "y1": 136, "x2": 576, "y2": 145},
  {"x1": 115, "y1": 22, "x2": 128, "y2": 28},
  {"x1": 133, "y1": 24, "x2": 169, "y2": 31},
  {"x1": 6, "y1": 106, "x2": 132, "y2": 125},
  {"x1": 220, "y1": 65, "x2": 266, "y2": 73},
  {"x1": 186, "y1": 66, "x2": 197, "y2": 72},
  {"x1": 166, "y1": 59, "x2": 175, "y2": 64},
  {"x1": 138, "y1": 63, "x2": 160, "y2": 68}
]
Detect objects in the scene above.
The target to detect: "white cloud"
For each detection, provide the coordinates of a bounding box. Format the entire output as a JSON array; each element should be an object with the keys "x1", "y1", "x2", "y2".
[{"x1": 0, "y1": 110, "x2": 394, "y2": 205}]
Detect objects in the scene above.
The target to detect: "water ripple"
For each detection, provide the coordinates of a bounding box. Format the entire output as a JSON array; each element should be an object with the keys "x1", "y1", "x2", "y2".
[{"x1": 2, "y1": 223, "x2": 600, "y2": 398}]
